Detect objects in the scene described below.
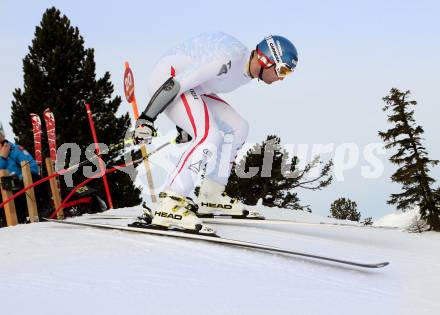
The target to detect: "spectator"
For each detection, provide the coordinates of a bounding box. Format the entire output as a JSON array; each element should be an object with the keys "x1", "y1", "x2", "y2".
[{"x1": 0, "y1": 122, "x2": 42, "y2": 224}]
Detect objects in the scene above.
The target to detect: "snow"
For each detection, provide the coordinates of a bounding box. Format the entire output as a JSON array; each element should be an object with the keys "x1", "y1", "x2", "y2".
[
  {"x1": 1, "y1": 206, "x2": 439, "y2": 315},
  {"x1": 374, "y1": 208, "x2": 420, "y2": 229}
]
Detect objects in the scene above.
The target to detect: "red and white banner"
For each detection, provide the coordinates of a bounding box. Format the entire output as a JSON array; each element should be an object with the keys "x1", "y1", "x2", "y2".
[
  {"x1": 43, "y1": 108, "x2": 57, "y2": 162},
  {"x1": 30, "y1": 113, "x2": 43, "y2": 167}
]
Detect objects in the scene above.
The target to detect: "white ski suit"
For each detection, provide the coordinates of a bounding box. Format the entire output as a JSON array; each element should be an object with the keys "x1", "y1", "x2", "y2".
[{"x1": 147, "y1": 32, "x2": 253, "y2": 195}]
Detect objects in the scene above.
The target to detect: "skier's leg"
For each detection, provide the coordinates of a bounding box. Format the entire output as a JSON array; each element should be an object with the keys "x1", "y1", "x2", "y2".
[
  {"x1": 201, "y1": 94, "x2": 249, "y2": 185},
  {"x1": 196, "y1": 94, "x2": 263, "y2": 219},
  {"x1": 164, "y1": 88, "x2": 223, "y2": 196},
  {"x1": 142, "y1": 88, "x2": 222, "y2": 233},
  {"x1": 141, "y1": 60, "x2": 222, "y2": 233}
]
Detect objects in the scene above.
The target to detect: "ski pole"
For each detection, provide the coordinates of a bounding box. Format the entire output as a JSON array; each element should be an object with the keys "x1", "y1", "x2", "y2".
[
  {"x1": 50, "y1": 139, "x2": 173, "y2": 219},
  {"x1": 0, "y1": 139, "x2": 174, "y2": 211},
  {"x1": 124, "y1": 61, "x2": 158, "y2": 204}
]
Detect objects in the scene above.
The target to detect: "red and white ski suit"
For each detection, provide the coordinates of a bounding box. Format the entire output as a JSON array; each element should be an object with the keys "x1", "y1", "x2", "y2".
[{"x1": 147, "y1": 32, "x2": 252, "y2": 195}]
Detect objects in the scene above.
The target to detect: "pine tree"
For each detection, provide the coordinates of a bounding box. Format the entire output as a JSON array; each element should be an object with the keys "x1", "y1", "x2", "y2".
[
  {"x1": 10, "y1": 7, "x2": 141, "y2": 208},
  {"x1": 378, "y1": 88, "x2": 440, "y2": 231},
  {"x1": 226, "y1": 135, "x2": 333, "y2": 211},
  {"x1": 362, "y1": 217, "x2": 373, "y2": 226},
  {"x1": 329, "y1": 198, "x2": 361, "y2": 221}
]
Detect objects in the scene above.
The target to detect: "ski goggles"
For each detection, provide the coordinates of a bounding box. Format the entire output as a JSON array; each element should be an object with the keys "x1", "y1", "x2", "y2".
[
  {"x1": 256, "y1": 48, "x2": 295, "y2": 78},
  {"x1": 275, "y1": 63, "x2": 294, "y2": 78},
  {"x1": 263, "y1": 62, "x2": 294, "y2": 78}
]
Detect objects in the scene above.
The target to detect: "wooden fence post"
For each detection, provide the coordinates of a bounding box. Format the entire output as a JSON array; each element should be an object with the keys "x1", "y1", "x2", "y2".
[
  {"x1": 0, "y1": 169, "x2": 18, "y2": 226},
  {"x1": 45, "y1": 157, "x2": 64, "y2": 219},
  {"x1": 21, "y1": 161, "x2": 39, "y2": 222}
]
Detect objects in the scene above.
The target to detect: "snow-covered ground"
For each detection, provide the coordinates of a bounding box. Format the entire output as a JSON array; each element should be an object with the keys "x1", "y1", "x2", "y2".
[
  {"x1": 1, "y1": 206, "x2": 439, "y2": 315},
  {"x1": 373, "y1": 208, "x2": 419, "y2": 229}
]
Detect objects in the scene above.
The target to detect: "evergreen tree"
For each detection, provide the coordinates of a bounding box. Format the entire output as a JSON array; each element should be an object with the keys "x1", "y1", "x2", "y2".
[
  {"x1": 226, "y1": 135, "x2": 333, "y2": 211},
  {"x1": 329, "y1": 198, "x2": 361, "y2": 221},
  {"x1": 378, "y1": 88, "x2": 440, "y2": 231},
  {"x1": 362, "y1": 217, "x2": 373, "y2": 226},
  {"x1": 10, "y1": 7, "x2": 141, "y2": 208}
]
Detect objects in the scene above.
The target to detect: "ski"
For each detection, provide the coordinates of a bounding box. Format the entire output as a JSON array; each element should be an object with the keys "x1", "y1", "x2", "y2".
[
  {"x1": 44, "y1": 218, "x2": 390, "y2": 269},
  {"x1": 82, "y1": 213, "x2": 397, "y2": 230},
  {"x1": 43, "y1": 108, "x2": 57, "y2": 163},
  {"x1": 85, "y1": 215, "x2": 136, "y2": 220},
  {"x1": 203, "y1": 217, "x2": 399, "y2": 230},
  {"x1": 30, "y1": 113, "x2": 43, "y2": 174},
  {"x1": 204, "y1": 217, "x2": 361, "y2": 227},
  {"x1": 82, "y1": 213, "x2": 349, "y2": 226}
]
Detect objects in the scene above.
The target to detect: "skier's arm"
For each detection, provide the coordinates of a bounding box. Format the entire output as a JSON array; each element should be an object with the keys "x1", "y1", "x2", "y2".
[
  {"x1": 139, "y1": 77, "x2": 181, "y2": 121},
  {"x1": 134, "y1": 56, "x2": 236, "y2": 144},
  {"x1": 139, "y1": 58, "x2": 230, "y2": 121},
  {"x1": 134, "y1": 77, "x2": 181, "y2": 144}
]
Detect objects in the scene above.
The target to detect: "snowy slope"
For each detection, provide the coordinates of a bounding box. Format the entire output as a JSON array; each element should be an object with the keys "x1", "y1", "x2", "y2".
[{"x1": 1, "y1": 206, "x2": 439, "y2": 315}]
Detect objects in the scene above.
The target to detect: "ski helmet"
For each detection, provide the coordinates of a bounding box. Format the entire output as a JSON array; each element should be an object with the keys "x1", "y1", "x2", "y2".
[{"x1": 256, "y1": 35, "x2": 298, "y2": 78}]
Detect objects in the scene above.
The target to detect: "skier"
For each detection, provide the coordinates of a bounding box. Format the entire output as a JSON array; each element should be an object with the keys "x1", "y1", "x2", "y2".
[{"x1": 133, "y1": 32, "x2": 298, "y2": 235}]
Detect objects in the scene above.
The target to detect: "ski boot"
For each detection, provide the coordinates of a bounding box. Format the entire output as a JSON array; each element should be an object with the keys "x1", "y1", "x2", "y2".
[
  {"x1": 134, "y1": 202, "x2": 154, "y2": 224},
  {"x1": 196, "y1": 179, "x2": 264, "y2": 219},
  {"x1": 130, "y1": 191, "x2": 217, "y2": 236}
]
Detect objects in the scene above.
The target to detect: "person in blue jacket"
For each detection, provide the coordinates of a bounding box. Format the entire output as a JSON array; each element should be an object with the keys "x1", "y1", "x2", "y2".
[
  {"x1": 0, "y1": 122, "x2": 40, "y2": 224},
  {"x1": 0, "y1": 124, "x2": 39, "y2": 178}
]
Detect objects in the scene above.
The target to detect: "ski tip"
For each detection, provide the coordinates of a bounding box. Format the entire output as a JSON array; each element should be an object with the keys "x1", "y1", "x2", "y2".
[
  {"x1": 364, "y1": 261, "x2": 389, "y2": 268},
  {"x1": 375, "y1": 262, "x2": 390, "y2": 268}
]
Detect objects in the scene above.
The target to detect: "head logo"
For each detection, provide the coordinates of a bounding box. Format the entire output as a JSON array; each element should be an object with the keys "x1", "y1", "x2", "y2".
[{"x1": 266, "y1": 36, "x2": 281, "y2": 64}]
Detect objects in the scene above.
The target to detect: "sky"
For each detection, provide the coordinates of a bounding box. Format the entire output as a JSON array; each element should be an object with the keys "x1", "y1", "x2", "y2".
[{"x1": 1, "y1": 0, "x2": 439, "y2": 219}]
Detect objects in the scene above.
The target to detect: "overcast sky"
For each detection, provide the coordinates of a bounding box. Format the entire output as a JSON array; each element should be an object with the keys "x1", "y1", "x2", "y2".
[{"x1": 1, "y1": 0, "x2": 439, "y2": 219}]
